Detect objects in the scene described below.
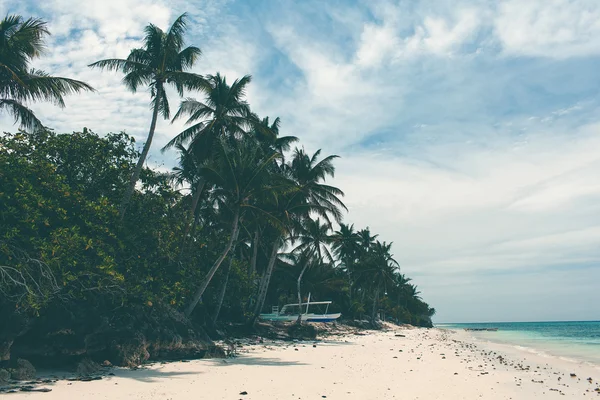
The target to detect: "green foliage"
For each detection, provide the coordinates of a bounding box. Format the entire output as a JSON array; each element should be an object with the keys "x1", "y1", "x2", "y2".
[{"x1": 1, "y1": 13, "x2": 434, "y2": 333}]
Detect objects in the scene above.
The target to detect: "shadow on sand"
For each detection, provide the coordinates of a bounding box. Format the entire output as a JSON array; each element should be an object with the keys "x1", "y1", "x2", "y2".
[
  {"x1": 112, "y1": 367, "x2": 202, "y2": 383},
  {"x1": 204, "y1": 356, "x2": 308, "y2": 367}
]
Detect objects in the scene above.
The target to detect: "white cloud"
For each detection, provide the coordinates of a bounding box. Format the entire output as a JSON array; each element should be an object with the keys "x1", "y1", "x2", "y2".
[
  {"x1": 333, "y1": 121, "x2": 600, "y2": 282},
  {"x1": 355, "y1": 7, "x2": 484, "y2": 67},
  {"x1": 39, "y1": 0, "x2": 172, "y2": 39},
  {"x1": 495, "y1": 0, "x2": 600, "y2": 58}
]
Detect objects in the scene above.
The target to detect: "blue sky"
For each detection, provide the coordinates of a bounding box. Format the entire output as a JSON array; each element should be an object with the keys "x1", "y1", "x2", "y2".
[{"x1": 2, "y1": 0, "x2": 600, "y2": 322}]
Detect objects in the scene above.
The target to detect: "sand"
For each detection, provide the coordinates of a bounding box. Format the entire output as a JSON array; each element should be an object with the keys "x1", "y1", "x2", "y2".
[{"x1": 8, "y1": 326, "x2": 600, "y2": 399}]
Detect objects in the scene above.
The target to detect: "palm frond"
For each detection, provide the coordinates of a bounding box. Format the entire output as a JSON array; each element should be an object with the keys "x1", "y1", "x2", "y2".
[
  {"x1": 0, "y1": 98, "x2": 43, "y2": 130},
  {"x1": 88, "y1": 58, "x2": 147, "y2": 72},
  {"x1": 156, "y1": 85, "x2": 170, "y2": 119},
  {"x1": 165, "y1": 13, "x2": 189, "y2": 51},
  {"x1": 0, "y1": 15, "x2": 49, "y2": 67},
  {"x1": 176, "y1": 46, "x2": 201, "y2": 70},
  {"x1": 122, "y1": 68, "x2": 153, "y2": 92},
  {"x1": 21, "y1": 70, "x2": 95, "y2": 106},
  {"x1": 143, "y1": 23, "x2": 164, "y2": 59},
  {"x1": 165, "y1": 70, "x2": 209, "y2": 96}
]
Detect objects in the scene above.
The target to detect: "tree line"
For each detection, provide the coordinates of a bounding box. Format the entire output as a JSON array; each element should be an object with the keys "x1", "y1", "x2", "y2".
[{"x1": 0, "y1": 13, "x2": 435, "y2": 330}]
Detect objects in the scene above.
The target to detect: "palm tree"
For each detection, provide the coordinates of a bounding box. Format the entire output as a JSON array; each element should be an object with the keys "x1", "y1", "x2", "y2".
[
  {"x1": 353, "y1": 240, "x2": 398, "y2": 326},
  {"x1": 252, "y1": 116, "x2": 298, "y2": 160},
  {"x1": 331, "y1": 223, "x2": 360, "y2": 266},
  {"x1": 287, "y1": 148, "x2": 347, "y2": 224},
  {"x1": 244, "y1": 116, "x2": 297, "y2": 277},
  {"x1": 250, "y1": 148, "x2": 347, "y2": 324},
  {"x1": 289, "y1": 218, "x2": 334, "y2": 323},
  {"x1": 249, "y1": 149, "x2": 347, "y2": 324},
  {"x1": 163, "y1": 73, "x2": 259, "y2": 242},
  {"x1": 89, "y1": 13, "x2": 207, "y2": 218},
  {"x1": 331, "y1": 223, "x2": 361, "y2": 307},
  {"x1": 183, "y1": 137, "x2": 280, "y2": 317},
  {"x1": 357, "y1": 227, "x2": 378, "y2": 252},
  {"x1": 0, "y1": 15, "x2": 94, "y2": 130}
]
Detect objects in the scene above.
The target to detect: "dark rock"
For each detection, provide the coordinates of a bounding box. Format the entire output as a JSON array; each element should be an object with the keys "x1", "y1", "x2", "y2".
[
  {"x1": 0, "y1": 368, "x2": 10, "y2": 384},
  {"x1": 240, "y1": 391, "x2": 248, "y2": 395},
  {"x1": 7, "y1": 301, "x2": 217, "y2": 368},
  {"x1": 0, "y1": 340, "x2": 13, "y2": 362},
  {"x1": 10, "y1": 359, "x2": 36, "y2": 380},
  {"x1": 20, "y1": 387, "x2": 52, "y2": 392},
  {"x1": 102, "y1": 360, "x2": 112, "y2": 367},
  {"x1": 287, "y1": 324, "x2": 317, "y2": 340},
  {"x1": 78, "y1": 376, "x2": 102, "y2": 382},
  {"x1": 76, "y1": 358, "x2": 101, "y2": 376}
]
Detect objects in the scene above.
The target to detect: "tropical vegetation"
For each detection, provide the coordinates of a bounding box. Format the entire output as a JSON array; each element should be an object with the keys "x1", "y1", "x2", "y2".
[{"x1": 0, "y1": 12, "x2": 434, "y2": 366}]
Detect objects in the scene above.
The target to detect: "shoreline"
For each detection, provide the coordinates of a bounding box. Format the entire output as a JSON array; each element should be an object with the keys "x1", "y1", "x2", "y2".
[
  {"x1": 439, "y1": 324, "x2": 600, "y2": 367},
  {"x1": 5, "y1": 325, "x2": 600, "y2": 398}
]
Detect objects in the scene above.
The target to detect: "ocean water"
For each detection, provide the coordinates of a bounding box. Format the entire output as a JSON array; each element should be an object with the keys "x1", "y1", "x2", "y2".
[{"x1": 436, "y1": 321, "x2": 600, "y2": 365}]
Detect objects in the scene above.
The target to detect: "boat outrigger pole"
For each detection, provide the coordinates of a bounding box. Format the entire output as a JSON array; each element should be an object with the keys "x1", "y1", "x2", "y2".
[{"x1": 305, "y1": 292, "x2": 311, "y2": 315}]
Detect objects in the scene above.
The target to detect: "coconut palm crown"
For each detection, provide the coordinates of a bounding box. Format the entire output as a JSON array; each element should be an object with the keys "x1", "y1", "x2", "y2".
[
  {"x1": 89, "y1": 12, "x2": 207, "y2": 218},
  {"x1": 0, "y1": 15, "x2": 95, "y2": 130}
]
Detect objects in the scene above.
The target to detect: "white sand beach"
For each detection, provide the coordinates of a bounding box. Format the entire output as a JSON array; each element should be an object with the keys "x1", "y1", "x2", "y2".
[{"x1": 10, "y1": 326, "x2": 600, "y2": 399}]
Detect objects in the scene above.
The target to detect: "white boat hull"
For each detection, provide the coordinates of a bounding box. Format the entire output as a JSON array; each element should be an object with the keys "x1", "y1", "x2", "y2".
[{"x1": 259, "y1": 313, "x2": 341, "y2": 322}]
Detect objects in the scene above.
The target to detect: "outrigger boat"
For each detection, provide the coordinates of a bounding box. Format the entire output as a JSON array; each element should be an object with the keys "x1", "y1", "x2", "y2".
[{"x1": 259, "y1": 295, "x2": 341, "y2": 323}]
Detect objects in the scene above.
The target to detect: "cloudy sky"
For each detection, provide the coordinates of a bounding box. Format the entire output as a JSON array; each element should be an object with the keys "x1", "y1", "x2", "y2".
[{"x1": 2, "y1": 0, "x2": 600, "y2": 323}]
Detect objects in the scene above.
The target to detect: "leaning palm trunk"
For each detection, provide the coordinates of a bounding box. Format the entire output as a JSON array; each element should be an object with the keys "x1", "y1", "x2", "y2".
[
  {"x1": 179, "y1": 177, "x2": 207, "y2": 256},
  {"x1": 371, "y1": 285, "x2": 380, "y2": 327},
  {"x1": 119, "y1": 86, "x2": 162, "y2": 219},
  {"x1": 250, "y1": 240, "x2": 279, "y2": 326},
  {"x1": 249, "y1": 229, "x2": 259, "y2": 277},
  {"x1": 295, "y1": 263, "x2": 309, "y2": 324},
  {"x1": 184, "y1": 207, "x2": 240, "y2": 317},
  {"x1": 212, "y1": 244, "x2": 236, "y2": 324}
]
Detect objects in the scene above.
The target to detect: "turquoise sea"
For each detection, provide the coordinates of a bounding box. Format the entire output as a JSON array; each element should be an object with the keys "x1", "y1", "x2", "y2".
[{"x1": 436, "y1": 321, "x2": 600, "y2": 365}]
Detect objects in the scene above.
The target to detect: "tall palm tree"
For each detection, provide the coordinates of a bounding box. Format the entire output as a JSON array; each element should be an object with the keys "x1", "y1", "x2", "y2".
[
  {"x1": 250, "y1": 149, "x2": 347, "y2": 324},
  {"x1": 289, "y1": 218, "x2": 334, "y2": 323},
  {"x1": 183, "y1": 137, "x2": 280, "y2": 317},
  {"x1": 331, "y1": 223, "x2": 361, "y2": 305},
  {"x1": 244, "y1": 115, "x2": 297, "y2": 277},
  {"x1": 287, "y1": 148, "x2": 347, "y2": 224},
  {"x1": 89, "y1": 13, "x2": 207, "y2": 218},
  {"x1": 357, "y1": 227, "x2": 378, "y2": 252},
  {"x1": 0, "y1": 15, "x2": 94, "y2": 130},
  {"x1": 252, "y1": 116, "x2": 298, "y2": 160},
  {"x1": 163, "y1": 73, "x2": 259, "y2": 241},
  {"x1": 353, "y1": 240, "x2": 398, "y2": 325},
  {"x1": 331, "y1": 223, "x2": 362, "y2": 275}
]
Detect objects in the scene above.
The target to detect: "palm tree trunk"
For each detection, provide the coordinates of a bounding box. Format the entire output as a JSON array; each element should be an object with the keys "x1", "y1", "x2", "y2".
[
  {"x1": 179, "y1": 177, "x2": 207, "y2": 256},
  {"x1": 371, "y1": 285, "x2": 380, "y2": 327},
  {"x1": 250, "y1": 240, "x2": 279, "y2": 326},
  {"x1": 295, "y1": 263, "x2": 310, "y2": 324},
  {"x1": 212, "y1": 243, "x2": 236, "y2": 324},
  {"x1": 184, "y1": 207, "x2": 240, "y2": 317},
  {"x1": 119, "y1": 85, "x2": 162, "y2": 219},
  {"x1": 249, "y1": 228, "x2": 259, "y2": 277}
]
